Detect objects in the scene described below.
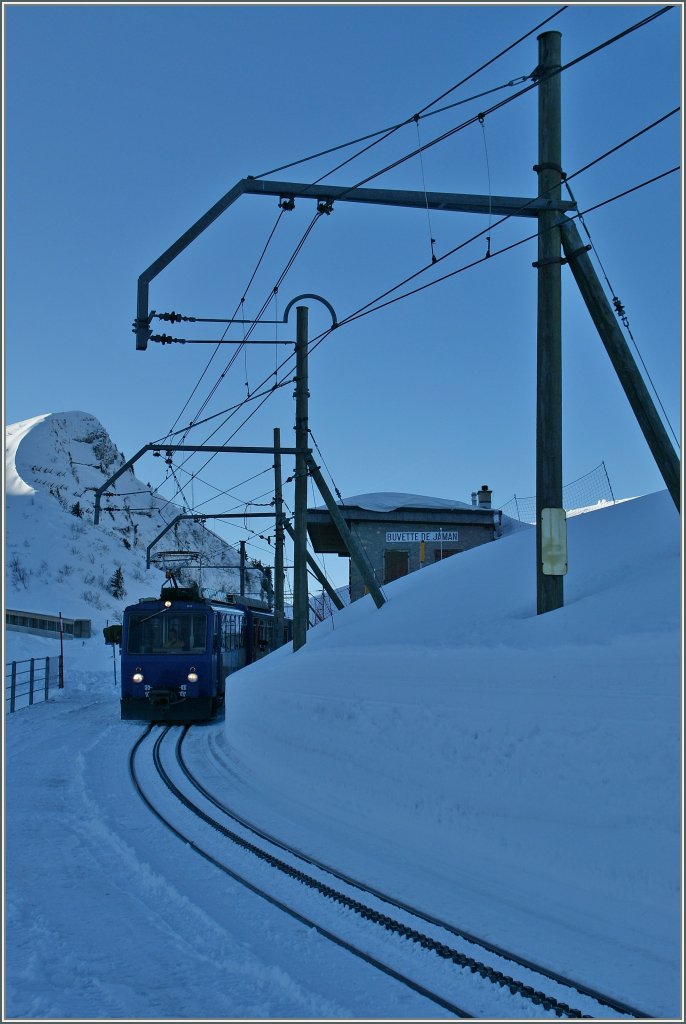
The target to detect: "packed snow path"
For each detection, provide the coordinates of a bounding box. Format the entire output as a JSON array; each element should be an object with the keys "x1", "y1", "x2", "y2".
[
  {"x1": 6, "y1": 672, "x2": 676, "y2": 1019},
  {"x1": 6, "y1": 691, "x2": 447, "y2": 1019}
]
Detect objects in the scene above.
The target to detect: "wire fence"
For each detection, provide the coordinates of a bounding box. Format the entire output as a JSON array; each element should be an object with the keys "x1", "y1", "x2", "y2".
[
  {"x1": 500, "y1": 462, "x2": 616, "y2": 524},
  {"x1": 5, "y1": 656, "x2": 64, "y2": 713}
]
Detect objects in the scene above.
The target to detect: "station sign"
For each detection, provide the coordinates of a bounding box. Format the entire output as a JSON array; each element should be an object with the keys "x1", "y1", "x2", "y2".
[{"x1": 386, "y1": 531, "x2": 459, "y2": 543}]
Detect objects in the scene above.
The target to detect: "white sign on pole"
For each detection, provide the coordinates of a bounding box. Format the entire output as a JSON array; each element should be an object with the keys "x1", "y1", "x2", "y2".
[{"x1": 386, "y1": 531, "x2": 458, "y2": 543}]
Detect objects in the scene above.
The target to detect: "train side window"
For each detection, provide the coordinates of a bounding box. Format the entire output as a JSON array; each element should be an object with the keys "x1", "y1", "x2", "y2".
[{"x1": 226, "y1": 614, "x2": 238, "y2": 650}]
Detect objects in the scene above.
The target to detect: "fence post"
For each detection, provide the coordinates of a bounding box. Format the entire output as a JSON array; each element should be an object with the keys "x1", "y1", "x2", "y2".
[
  {"x1": 602, "y1": 461, "x2": 616, "y2": 504},
  {"x1": 29, "y1": 658, "x2": 35, "y2": 706},
  {"x1": 58, "y1": 613, "x2": 64, "y2": 688},
  {"x1": 45, "y1": 657, "x2": 50, "y2": 702},
  {"x1": 10, "y1": 662, "x2": 17, "y2": 713}
]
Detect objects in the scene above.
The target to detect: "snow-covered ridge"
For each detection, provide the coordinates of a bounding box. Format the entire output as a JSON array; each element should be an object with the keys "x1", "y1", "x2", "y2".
[
  {"x1": 5, "y1": 413, "x2": 51, "y2": 496},
  {"x1": 5, "y1": 412, "x2": 266, "y2": 633}
]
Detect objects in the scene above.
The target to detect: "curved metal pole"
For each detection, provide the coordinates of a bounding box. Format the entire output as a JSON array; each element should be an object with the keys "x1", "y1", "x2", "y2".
[{"x1": 282, "y1": 293, "x2": 337, "y2": 327}]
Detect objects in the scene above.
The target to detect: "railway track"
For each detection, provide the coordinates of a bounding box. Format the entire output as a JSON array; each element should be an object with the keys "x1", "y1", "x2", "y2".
[{"x1": 130, "y1": 723, "x2": 650, "y2": 1020}]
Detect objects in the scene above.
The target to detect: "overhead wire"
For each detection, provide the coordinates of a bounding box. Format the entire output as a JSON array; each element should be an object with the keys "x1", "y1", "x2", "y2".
[
  {"x1": 163, "y1": 207, "x2": 287, "y2": 443},
  {"x1": 161, "y1": 5, "x2": 576, "y2": 478},
  {"x1": 148, "y1": 7, "x2": 676, "y2": 521},
  {"x1": 311, "y1": 167, "x2": 680, "y2": 339},
  {"x1": 158, "y1": 210, "x2": 323, "y2": 501},
  {"x1": 155, "y1": 132, "x2": 678, "y2": 468},
  {"x1": 478, "y1": 114, "x2": 493, "y2": 258},
  {"x1": 415, "y1": 118, "x2": 438, "y2": 264},
  {"x1": 160, "y1": 13, "x2": 678, "y2": 435},
  {"x1": 185, "y1": 466, "x2": 274, "y2": 513},
  {"x1": 165, "y1": 200, "x2": 322, "y2": 504},
  {"x1": 152, "y1": 460, "x2": 276, "y2": 523},
  {"x1": 188, "y1": 209, "x2": 321, "y2": 440},
  {"x1": 305, "y1": 108, "x2": 681, "y2": 344},
  {"x1": 313, "y1": 166, "x2": 683, "y2": 352},
  {"x1": 333, "y1": 6, "x2": 673, "y2": 201},
  {"x1": 151, "y1": 5, "x2": 614, "y2": 478},
  {"x1": 251, "y1": 5, "x2": 568, "y2": 181},
  {"x1": 249, "y1": 77, "x2": 526, "y2": 182},
  {"x1": 157, "y1": 35, "x2": 683, "y2": 432},
  {"x1": 156, "y1": 106, "x2": 679, "y2": 442}
]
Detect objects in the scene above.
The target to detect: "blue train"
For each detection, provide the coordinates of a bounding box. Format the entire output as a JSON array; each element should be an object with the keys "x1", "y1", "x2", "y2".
[{"x1": 119, "y1": 582, "x2": 290, "y2": 722}]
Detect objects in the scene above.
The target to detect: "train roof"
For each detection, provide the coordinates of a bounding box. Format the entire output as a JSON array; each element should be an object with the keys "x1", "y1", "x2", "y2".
[{"x1": 126, "y1": 596, "x2": 248, "y2": 614}]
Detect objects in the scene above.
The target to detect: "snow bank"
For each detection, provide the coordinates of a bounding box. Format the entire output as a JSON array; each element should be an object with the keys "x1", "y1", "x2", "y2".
[{"x1": 224, "y1": 490, "x2": 681, "y2": 1015}]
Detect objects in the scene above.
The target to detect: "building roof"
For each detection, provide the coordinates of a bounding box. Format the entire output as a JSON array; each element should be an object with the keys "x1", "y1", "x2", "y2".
[
  {"x1": 316, "y1": 491, "x2": 474, "y2": 513},
  {"x1": 307, "y1": 491, "x2": 498, "y2": 555}
]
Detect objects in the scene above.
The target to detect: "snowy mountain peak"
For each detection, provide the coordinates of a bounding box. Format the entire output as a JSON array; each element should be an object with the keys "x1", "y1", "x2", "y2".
[
  {"x1": 5, "y1": 412, "x2": 269, "y2": 631},
  {"x1": 8, "y1": 411, "x2": 128, "y2": 508}
]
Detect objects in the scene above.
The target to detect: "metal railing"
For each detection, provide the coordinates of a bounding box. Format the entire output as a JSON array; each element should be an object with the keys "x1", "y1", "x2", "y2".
[{"x1": 5, "y1": 656, "x2": 63, "y2": 713}]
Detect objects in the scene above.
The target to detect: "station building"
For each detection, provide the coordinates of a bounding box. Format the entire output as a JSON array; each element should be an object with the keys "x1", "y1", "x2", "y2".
[
  {"x1": 6, "y1": 609, "x2": 92, "y2": 640},
  {"x1": 307, "y1": 486, "x2": 502, "y2": 602}
]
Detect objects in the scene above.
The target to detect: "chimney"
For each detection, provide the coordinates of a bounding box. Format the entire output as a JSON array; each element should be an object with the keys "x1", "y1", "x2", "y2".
[
  {"x1": 471, "y1": 491, "x2": 478, "y2": 507},
  {"x1": 477, "y1": 484, "x2": 492, "y2": 509}
]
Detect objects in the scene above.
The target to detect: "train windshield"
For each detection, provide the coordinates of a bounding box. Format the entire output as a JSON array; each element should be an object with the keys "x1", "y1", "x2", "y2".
[{"x1": 126, "y1": 611, "x2": 209, "y2": 655}]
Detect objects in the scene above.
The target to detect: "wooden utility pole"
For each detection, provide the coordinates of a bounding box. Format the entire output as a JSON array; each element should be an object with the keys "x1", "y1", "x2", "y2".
[
  {"x1": 535, "y1": 30, "x2": 564, "y2": 615},
  {"x1": 273, "y1": 427, "x2": 286, "y2": 648},
  {"x1": 239, "y1": 540, "x2": 246, "y2": 597},
  {"x1": 282, "y1": 520, "x2": 345, "y2": 611},
  {"x1": 293, "y1": 306, "x2": 309, "y2": 651},
  {"x1": 560, "y1": 218, "x2": 681, "y2": 511}
]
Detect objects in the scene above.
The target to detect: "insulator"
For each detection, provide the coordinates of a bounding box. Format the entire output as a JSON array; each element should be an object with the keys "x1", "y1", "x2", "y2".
[{"x1": 612, "y1": 296, "x2": 626, "y2": 318}]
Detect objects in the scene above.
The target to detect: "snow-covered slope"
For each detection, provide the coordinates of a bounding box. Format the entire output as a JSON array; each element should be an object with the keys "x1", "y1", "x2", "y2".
[
  {"x1": 5, "y1": 412, "x2": 268, "y2": 638},
  {"x1": 3, "y1": 478, "x2": 681, "y2": 1018},
  {"x1": 223, "y1": 489, "x2": 681, "y2": 1016}
]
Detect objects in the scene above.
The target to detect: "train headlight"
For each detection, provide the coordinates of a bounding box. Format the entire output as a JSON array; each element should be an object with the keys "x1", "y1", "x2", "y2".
[
  {"x1": 187, "y1": 669, "x2": 198, "y2": 683},
  {"x1": 164, "y1": 600, "x2": 172, "y2": 608},
  {"x1": 132, "y1": 670, "x2": 144, "y2": 683}
]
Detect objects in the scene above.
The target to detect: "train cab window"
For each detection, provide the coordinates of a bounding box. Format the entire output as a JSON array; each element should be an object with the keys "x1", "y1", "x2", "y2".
[{"x1": 127, "y1": 611, "x2": 209, "y2": 654}]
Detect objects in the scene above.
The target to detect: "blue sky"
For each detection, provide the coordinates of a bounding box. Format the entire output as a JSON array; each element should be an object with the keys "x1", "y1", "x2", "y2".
[{"x1": 4, "y1": 3, "x2": 682, "y2": 586}]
